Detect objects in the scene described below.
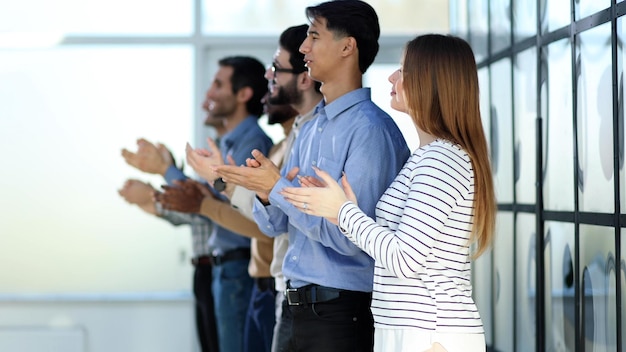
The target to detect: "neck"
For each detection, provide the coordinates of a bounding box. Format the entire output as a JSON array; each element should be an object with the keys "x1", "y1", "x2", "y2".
[
  {"x1": 223, "y1": 107, "x2": 250, "y2": 132},
  {"x1": 293, "y1": 91, "x2": 323, "y2": 117},
  {"x1": 280, "y1": 117, "x2": 296, "y2": 137},
  {"x1": 416, "y1": 127, "x2": 436, "y2": 147},
  {"x1": 320, "y1": 69, "x2": 362, "y2": 104}
]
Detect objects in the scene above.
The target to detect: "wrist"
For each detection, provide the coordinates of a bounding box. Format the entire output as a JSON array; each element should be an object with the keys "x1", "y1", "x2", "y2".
[{"x1": 159, "y1": 162, "x2": 172, "y2": 176}]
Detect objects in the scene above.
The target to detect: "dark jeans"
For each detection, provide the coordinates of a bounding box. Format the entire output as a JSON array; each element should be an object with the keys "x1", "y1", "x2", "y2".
[
  {"x1": 286, "y1": 288, "x2": 374, "y2": 352},
  {"x1": 193, "y1": 263, "x2": 219, "y2": 352},
  {"x1": 271, "y1": 293, "x2": 293, "y2": 352},
  {"x1": 244, "y1": 278, "x2": 277, "y2": 352}
]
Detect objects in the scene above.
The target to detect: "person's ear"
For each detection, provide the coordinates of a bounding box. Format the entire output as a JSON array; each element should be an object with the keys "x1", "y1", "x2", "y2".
[
  {"x1": 297, "y1": 72, "x2": 314, "y2": 90},
  {"x1": 236, "y1": 86, "x2": 253, "y2": 103},
  {"x1": 341, "y1": 37, "x2": 357, "y2": 57}
]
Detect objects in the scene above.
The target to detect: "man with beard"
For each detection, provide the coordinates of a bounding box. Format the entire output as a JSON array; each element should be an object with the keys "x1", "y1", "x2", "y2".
[
  {"x1": 123, "y1": 55, "x2": 273, "y2": 352},
  {"x1": 213, "y1": 2, "x2": 411, "y2": 350},
  {"x1": 119, "y1": 101, "x2": 225, "y2": 352},
  {"x1": 184, "y1": 24, "x2": 323, "y2": 352},
  {"x1": 156, "y1": 97, "x2": 298, "y2": 352}
]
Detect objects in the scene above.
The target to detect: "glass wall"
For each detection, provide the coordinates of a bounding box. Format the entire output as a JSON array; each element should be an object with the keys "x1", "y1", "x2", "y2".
[{"x1": 451, "y1": 1, "x2": 624, "y2": 351}]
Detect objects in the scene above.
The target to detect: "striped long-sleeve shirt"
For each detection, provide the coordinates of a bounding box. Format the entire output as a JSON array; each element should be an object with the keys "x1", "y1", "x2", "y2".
[{"x1": 338, "y1": 139, "x2": 483, "y2": 333}]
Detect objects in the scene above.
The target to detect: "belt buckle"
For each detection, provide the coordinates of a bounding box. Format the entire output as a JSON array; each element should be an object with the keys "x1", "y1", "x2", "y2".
[{"x1": 285, "y1": 288, "x2": 302, "y2": 306}]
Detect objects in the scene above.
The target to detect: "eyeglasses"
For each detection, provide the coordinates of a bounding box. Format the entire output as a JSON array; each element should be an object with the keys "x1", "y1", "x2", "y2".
[{"x1": 271, "y1": 62, "x2": 299, "y2": 75}]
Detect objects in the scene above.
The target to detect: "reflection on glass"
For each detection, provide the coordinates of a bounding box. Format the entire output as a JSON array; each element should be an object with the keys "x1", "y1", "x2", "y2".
[
  {"x1": 545, "y1": 222, "x2": 575, "y2": 351},
  {"x1": 0, "y1": 46, "x2": 195, "y2": 292},
  {"x1": 542, "y1": 0, "x2": 571, "y2": 33},
  {"x1": 575, "y1": 1, "x2": 611, "y2": 21},
  {"x1": 468, "y1": 0, "x2": 489, "y2": 62},
  {"x1": 513, "y1": 0, "x2": 536, "y2": 41},
  {"x1": 516, "y1": 213, "x2": 536, "y2": 352},
  {"x1": 544, "y1": 38, "x2": 574, "y2": 211},
  {"x1": 490, "y1": 0, "x2": 511, "y2": 54},
  {"x1": 580, "y1": 225, "x2": 617, "y2": 351},
  {"x1": 0, "y1": 0, "x2": 193, "y2": 36},
  {"x1": 514, "y1": 48, "x2": 537, "y2": 205},
  {"x1": 491, "y1": 59, "x2": 514, "y2": 203},
  {"x1": 478, "y1": 68, "x2": 491, "y2": 154},
  {"x1": 577, "y1": 24, "x2": 614, "y2": 213},
  {"x1": 494, "y1": 212, "x2": 514, "y2": 352},
  {"x1": 618, "y1": 17, "x2": 626, "y2": 212}
]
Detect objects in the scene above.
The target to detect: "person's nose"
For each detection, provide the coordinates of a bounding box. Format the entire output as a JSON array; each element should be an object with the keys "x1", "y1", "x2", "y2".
[
  {"x1": 264, "y1": 66, "x2": 274, "y2": 81},
  {"x1": 299, "y1": 37, "x2": 310, "y2": 54}
]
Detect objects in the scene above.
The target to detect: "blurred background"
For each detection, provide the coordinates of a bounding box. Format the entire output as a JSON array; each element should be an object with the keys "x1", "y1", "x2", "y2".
[{"x1": 0, "y1": 1, "x2": 625, "y2": 351}]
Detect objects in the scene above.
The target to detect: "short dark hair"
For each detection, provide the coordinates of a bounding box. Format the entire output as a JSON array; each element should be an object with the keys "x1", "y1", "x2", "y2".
[
  {"x1": 279, "y1": 24, "x2": 309, "y2": 74},
  {"x1": 305, "y1": 0, "x2": 380, "y2": 73},
  {"x1": 279, "y1": 24, "x2": 322, "y2": 93},
  {"x1": 218, "y1": 56, "x2": 268, "y2": 117}
]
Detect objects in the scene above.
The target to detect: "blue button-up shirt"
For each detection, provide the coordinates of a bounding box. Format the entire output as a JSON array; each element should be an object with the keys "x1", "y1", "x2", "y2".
[
  {"x1": 166, "y1": 115, "x2": 273, "y2": 255},
  {"x1": 252, "y1": 88, "x2": 410, "y2": 292}
]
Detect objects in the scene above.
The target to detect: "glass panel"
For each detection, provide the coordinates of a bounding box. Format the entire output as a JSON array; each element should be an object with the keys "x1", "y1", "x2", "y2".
[
  {"x1": 575, "y1": 1, "x2": 611, "y2": 21},
  {"x1": 543, "y1": 38, "x2": 574, "y2": 211},
  {"x1": 468, "y1": 0, "x2": 489, "y2": 63},
  {"x1": 545, "y1": 221, "x2": 576, "y2": 351},
  {"x1": 516, "y1": 213, "x2": 536, "y2": 352},
  {"x1": 491, "y1": 59, "x2": 514, "y2": 203},
  {"x1": 490, "y1": 0, "x2": 511, "y2": 54},
  {"x1": 478, "y1": 68, "x2": 492, "y2": 156},
  {"x1": 618, "y1": 17, "x2": 626, "y2": 213},
  {"x1": 0, "y1": 46, "x2": 194, "y2": 292},
  {"x1": 201, "y1": 0, "x2": 449, "y2": 35},
  {"x1": 473, "y1": 242, "x2": 493, "y2": 347},
  {"x1": 514, "y1": 48, "x2": 537, "y2": 204},
  {"x1": 0, "y1": 0, "x2": 193, "y2": 36},
  {"x1": 542, "y1": 0, "x2": 571, "y2": 33},
  {"x1": 576, "y1": 23, "x2": 614, "y2": 213},
  {"x1": 579, "y1": 225, "x2": 617, "y2": 351},
  {"x1": 513, "y1": 0, "x2": 536, "y2": 42},
  {"x1": 494, "y1": 212, "x2": 514, "y2": 352},
  {"x1": 449, "y1": 0, "x2": 469, "y2": 40}
]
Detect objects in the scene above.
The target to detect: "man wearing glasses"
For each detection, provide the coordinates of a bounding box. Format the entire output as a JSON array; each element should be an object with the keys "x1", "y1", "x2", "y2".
[{"x1": 213, "y1": 1, "x2": 410, "y2": 351}]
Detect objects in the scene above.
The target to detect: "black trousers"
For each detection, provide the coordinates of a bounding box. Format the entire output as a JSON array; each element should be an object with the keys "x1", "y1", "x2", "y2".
[
  {"x1": 194, "y1": 263, "x2": 219, "y2": 352},
  {"x1": 285, "y1": 289, "x2": 374, "y2": 352}
]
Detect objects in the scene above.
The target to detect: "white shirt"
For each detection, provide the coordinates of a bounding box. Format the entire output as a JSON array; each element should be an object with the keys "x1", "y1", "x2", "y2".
[{"x1": 338, "y1": 139, "x2": 484, "y2": 333}]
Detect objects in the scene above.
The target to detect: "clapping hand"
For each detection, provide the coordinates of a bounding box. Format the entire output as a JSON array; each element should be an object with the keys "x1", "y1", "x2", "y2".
[{"x1": 279, "y1": 167, "x2": 357, "y2": 225}]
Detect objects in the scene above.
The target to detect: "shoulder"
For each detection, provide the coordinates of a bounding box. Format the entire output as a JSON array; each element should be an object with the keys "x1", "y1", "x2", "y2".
[{"x1": 412, "y1": 141, "x2": 473, "y2": 183}]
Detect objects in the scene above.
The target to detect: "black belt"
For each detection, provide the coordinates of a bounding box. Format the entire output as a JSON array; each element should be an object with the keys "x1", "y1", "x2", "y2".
[
  {"x1": 255, "y1": 277, "x2": 276, "y2": 292},
  {"x1": 285, "y1": 284, "x2": 342, "y2": 306},
  {"x1": 211, "y1": 248, "x2": 250, "y2": 266},
  {"x1": 191, "y1": 255, "x2": 212, "y2": 266}
]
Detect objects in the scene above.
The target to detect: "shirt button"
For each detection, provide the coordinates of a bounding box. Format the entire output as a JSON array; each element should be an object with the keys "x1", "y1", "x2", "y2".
[
  {"x1": 312, "y1": 161, "x2": 316, "y2": 165},
  {"x1": 318, "y1": 128, "x2": 322, "y2": 132},
  {"x1": 267, "y1": 225, "x2": 272, "y2": 229},
  {"x1": 291, "y1": 256, "x2": 297, "y2": 261}
]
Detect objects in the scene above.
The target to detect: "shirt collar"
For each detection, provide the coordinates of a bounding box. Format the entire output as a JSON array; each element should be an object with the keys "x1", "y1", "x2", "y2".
[
  {"x1": 221, "y1": 115, "x2": 258, "y2": 150},
  {"x1": 316, "y1": 88, "x2": 371, "y2": 121}
]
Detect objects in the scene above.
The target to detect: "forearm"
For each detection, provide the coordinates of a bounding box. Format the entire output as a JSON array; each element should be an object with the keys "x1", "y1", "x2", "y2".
[
  {"x1": 200, "y1": 196, "x2": 271, "y2": 242},
  {"x1": 137, "y1": 201, "x2": 157, "y2": 215}
]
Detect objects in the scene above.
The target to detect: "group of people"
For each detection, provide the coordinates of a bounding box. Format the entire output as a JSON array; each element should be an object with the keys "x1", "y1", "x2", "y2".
[{"x1": 118, "y1": 1, "x2": 496, "y2": 352}]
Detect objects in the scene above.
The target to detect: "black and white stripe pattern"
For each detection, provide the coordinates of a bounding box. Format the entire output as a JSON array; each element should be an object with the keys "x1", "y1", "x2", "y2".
[{"x1": 338, "y1": 139, "x2": 483, "y2": 333}]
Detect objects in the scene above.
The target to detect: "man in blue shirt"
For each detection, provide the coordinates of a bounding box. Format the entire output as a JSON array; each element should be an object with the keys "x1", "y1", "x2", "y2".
[
  {"x1": 214, "y1": 2, "x2": 410, "y2": 351},
  {"x1": 124, "y1": 56, "x2": 273, "y2": 352},
  {"x1": 181, "y1": 56, "x2": 273, "y2": 352}
]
